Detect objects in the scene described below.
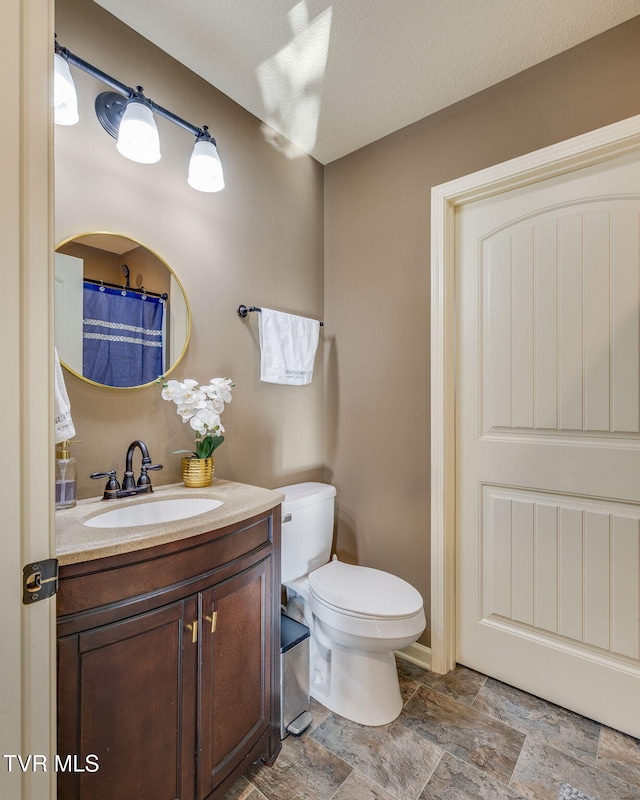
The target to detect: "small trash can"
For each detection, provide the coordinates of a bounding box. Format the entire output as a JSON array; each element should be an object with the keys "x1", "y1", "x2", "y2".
[{"x1": 280, "y1": 613, "x2": 312, "y2": 738}]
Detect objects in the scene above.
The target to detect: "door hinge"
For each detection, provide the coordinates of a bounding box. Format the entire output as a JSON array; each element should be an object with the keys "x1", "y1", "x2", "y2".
[{"x1": 23, "y1": 558, "x2": 59, "y2": 604}]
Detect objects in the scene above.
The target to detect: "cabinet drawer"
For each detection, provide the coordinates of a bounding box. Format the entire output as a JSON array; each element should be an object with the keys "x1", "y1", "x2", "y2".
[{"x1": 57, "y1": 511, "x2": 275, "y2": 618}]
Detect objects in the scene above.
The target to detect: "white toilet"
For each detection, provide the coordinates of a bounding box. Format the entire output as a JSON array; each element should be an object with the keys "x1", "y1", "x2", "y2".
[{"x1": 278, "y1": 482, "x2": 426, "y2": 726}]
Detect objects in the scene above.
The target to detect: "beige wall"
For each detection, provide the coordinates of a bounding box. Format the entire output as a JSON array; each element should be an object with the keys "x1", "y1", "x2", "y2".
[
  {"x1": 324, "y1": 18, "x2": 640, "y2": 646},
  {"x1": 55, "y1": 0, "x2": 325, "y2": 499}
]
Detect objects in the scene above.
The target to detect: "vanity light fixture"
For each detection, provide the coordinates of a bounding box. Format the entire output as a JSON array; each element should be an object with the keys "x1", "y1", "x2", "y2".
[
  {"x1": 188, "y1": 127, "x2": 225, "y2": 192},
  {"x1": 53, "y1": 39, "x2": 225, "y2": 191},
  {"x1": 53, "y1": 50, "x2": 79, "y2": 125},
  {"x1": 114, "y1": 89, "x2": 161, "y2": 164}
]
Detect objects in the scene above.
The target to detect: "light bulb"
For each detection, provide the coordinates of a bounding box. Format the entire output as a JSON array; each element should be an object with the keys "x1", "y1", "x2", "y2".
[
  {"x1": 188, "y1": 138, "x2": 225, "y2": 192},
  {"x1": 54, "y1": 52, "x2": 79, "y2": 125},
  {"x1": 116, "y1": 98, "x2": 161, "y2": 164}
]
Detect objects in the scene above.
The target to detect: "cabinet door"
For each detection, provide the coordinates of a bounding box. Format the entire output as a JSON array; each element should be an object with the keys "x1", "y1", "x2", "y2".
[
  {"x1": 197, "y1": 556, "x2": 273, "y2": 798},
  {"x1": 58, "y1": 597, "x2": 198, "y2": 800}
]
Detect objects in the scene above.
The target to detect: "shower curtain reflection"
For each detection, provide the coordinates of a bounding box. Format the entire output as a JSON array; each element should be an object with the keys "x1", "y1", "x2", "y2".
[{"x1": 83, "y1": 282, "x2": 165, "y2": 387}]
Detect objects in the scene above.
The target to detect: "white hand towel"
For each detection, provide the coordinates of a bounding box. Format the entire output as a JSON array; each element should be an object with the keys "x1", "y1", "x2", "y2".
[
  {"x1": 54, "y1": 347, "x2": 76, "y2": 444},
  {"x1": 258, "y1": 308, "x2": 320, "y2": 385}
]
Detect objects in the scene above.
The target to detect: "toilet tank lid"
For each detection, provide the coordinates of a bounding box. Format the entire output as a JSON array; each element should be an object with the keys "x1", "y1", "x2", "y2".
[{"x1": 278, "y1": 482, "x2": 336, "y2": 512}]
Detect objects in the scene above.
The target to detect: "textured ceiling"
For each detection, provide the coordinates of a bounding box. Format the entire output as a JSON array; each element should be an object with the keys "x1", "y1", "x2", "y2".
[{"x1": 93, "y1": 0, "x2": 639, "y2": 164}]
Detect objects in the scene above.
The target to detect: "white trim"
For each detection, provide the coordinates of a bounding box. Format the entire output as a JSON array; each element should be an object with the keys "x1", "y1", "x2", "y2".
[
  {"x1": 21, "y1": 0, "x2": 57, "y2": 793},
  {"x1": 396, "y1": 643, "x2": 432, "y2": 672},
  {"x1": 0, "y1": 1, "x2": 55, "y2": 797},
  {"x1": 430, "y1": 113, "x2": 640, "y2": 676}
]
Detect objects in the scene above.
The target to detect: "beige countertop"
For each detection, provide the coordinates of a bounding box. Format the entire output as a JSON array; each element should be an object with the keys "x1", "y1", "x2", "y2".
[{"x1": 55, "y1": 479, "x2": 284, "y2": 566}]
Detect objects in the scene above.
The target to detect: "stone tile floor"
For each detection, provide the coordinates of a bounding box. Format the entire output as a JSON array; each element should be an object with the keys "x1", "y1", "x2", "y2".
[{"x1": 223, "y1": 658, "x2": 640, "y2": 800}]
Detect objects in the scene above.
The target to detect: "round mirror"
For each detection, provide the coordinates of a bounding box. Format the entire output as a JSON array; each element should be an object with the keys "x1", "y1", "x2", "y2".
[{"x1": 55, "y1": 232, "x2": 191, "y2": 389}]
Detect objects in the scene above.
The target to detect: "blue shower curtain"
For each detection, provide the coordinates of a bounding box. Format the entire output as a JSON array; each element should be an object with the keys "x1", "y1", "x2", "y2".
[{"x1": 83, "y1": 282, "x2": 165, "y2": 387}]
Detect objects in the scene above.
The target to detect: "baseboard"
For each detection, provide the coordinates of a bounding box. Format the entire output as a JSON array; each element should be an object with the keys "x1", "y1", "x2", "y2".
[{"x1": 395, "y1": 642, "x2": 432, "y2": 671}]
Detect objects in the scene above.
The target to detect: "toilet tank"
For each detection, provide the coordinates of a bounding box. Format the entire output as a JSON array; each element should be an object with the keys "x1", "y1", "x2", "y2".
[{"x1": 278, "y1": 482, "x2": 337, "y2": 583}]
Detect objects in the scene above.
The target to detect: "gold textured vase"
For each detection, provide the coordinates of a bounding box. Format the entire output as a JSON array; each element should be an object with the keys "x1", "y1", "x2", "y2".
[{"x1": 181, "y1": 456, "x2": 214, "y2": 488}]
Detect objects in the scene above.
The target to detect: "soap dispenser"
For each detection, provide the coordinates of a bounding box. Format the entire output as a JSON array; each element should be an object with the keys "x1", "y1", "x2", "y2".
[{"x1": 55, "y1": 440, "x2": 77, "y2": 510}]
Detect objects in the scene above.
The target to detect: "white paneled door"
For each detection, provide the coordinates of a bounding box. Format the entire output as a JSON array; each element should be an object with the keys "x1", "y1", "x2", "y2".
[{"x1": 456, "y1": 148, "x2": 640, "y2": 737}]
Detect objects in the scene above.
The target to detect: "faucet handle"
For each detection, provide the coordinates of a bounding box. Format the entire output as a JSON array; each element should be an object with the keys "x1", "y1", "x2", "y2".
[
  {"x1": 137, "y1": 462, "x2": 163, "y2": 488},
  {"x1": 90, "y1": 470, "x2": 119, "y2": 486},
  {"x1": 90, "y1": 470, "x2": 121, "y2": 499}
]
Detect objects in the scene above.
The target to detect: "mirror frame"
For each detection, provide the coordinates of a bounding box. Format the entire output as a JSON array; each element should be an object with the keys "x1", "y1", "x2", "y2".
[{"x1": 55, "y1": 231, "x2": 192, "y2": 390}]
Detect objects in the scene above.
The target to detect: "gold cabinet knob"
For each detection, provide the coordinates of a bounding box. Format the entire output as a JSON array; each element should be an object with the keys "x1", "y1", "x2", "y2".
[
  {"x1": 204, "y1": 611, "x2": 218, "y2": 633},
  {"x1": 186, "y1": 620, "x2": 198, "y2": 643}
]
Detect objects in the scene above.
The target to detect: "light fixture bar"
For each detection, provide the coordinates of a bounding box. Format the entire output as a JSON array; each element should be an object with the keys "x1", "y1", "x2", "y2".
[{"x1": 54, "y1": 41, "x2": 215, "y2": 143}]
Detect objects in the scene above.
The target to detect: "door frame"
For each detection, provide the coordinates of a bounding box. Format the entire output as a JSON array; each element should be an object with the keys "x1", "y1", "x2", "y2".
[
  {"x1": 430, "y1": 113, "x2": 640, "y2": 675},
  {"x1": 0, "y1": 0, "x2": 56, "y2": 797}
]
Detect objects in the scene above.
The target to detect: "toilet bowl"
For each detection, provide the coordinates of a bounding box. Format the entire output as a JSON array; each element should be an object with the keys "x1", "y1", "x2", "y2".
[{"x1": 278, "y1": 482, "x2": 426, "y2": 726}]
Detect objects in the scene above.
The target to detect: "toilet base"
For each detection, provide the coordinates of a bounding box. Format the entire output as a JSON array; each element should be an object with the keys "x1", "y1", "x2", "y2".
[{"x1": 310, "y1": 640, "x2": 403, "y2": 726}]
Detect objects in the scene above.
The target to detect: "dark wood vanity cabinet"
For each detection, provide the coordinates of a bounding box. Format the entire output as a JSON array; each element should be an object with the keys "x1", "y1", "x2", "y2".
[
  {"x1": 56, "y1": 506, "x2": 281, "y2": 800},
  {"x1": 58, "y1": 597, "x2": 198, "y2": 800}
]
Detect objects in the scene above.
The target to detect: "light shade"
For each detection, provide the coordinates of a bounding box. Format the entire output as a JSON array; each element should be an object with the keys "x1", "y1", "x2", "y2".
[
  {"x1": 188, "y1": 138, "x2": 225, "y2": 193},
  {"x1": 116, "y1": 97, "x2": 161, "y2": 164},
  {"x1": 54, "y1": 52, "x2": 79, "y2": 125}
]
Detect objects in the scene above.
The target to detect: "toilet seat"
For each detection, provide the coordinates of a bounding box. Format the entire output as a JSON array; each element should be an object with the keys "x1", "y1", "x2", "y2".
[
  {"x1": 309, "y1": 560, "x2": 423, "y2": 619},
  {"x1": 307, "y1": 561, "x2": 426, "y2": 642},
  {"x1": 309, "y1": 589, "x2": 426, "y2": 642}
]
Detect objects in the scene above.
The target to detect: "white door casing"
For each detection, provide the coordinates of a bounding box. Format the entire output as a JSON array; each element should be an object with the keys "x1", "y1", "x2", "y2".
[
  {"x1": 0, "y1": 0, "x2": 56, "y2": 798},
  {"x1": 431, "y1": 115, "x2": 640, "y2": 731}
]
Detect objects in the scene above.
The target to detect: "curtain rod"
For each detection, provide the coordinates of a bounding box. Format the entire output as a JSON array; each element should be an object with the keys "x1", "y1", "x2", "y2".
[{"x1": 84, "y1": 278, "x2": 168, "y2": 300}]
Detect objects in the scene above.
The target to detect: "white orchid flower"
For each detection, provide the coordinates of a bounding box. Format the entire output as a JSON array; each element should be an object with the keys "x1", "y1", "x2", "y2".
[
  {"x1": 161, "y1": 379, "x2": 183, "y2": 402},
  {"x1": 180, "y1": 387, "x2": 207, "y2": 409},
  {"x1": 177, "y1": 405, "x2": 195, "y2": 421},
  {"x1": 161, "y1": 375, "x2": 233, "y2": 454},
  {"x1": 209, "y1": 378, "x2": 233, "y2": 403},
  {"x1": 196, "y1": 408, "x2": 221, "y2": 429},
  {"x1": 189, "y1": 415, "x2": 208, "y2": 433},
  {"x1": 209, "y1": 396, "x2": 225, "y2": 413}
]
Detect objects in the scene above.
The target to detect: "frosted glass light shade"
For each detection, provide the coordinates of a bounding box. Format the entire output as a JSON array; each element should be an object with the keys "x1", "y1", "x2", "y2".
[
  {"x1": 116, "y1": 98, "x2": 161, "y2": 164},
  {"x1": 54, "y1": 53, "x2": 79, "y2": 125},
  {"x1": 188, "y1": 139, "x2": 225, "y2": 192}
]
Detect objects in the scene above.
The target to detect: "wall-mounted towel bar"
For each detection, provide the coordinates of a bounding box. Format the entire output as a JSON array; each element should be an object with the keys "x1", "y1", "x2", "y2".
[{"x1": 237, "y1": 305, "x2": 324, "y2": 326}]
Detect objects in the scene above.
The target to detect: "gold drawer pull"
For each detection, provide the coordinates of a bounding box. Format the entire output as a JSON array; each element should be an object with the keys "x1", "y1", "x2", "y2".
[
  {"x1": 205, "y1": 611, "x2": 218, "y2": 633},
  {"x1": 186, "y1": 620, "x2": 198, "y2": 643}
]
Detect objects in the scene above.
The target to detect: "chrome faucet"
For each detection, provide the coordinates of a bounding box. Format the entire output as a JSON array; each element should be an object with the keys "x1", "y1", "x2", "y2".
[{"x1": 91, "y1": 440, "x2": 163, "y2": 500}]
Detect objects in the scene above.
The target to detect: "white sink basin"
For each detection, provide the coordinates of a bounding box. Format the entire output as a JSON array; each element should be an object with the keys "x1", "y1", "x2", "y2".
[{"x1": 83, "y1": 497, "x2": 224, "y2": 528}]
